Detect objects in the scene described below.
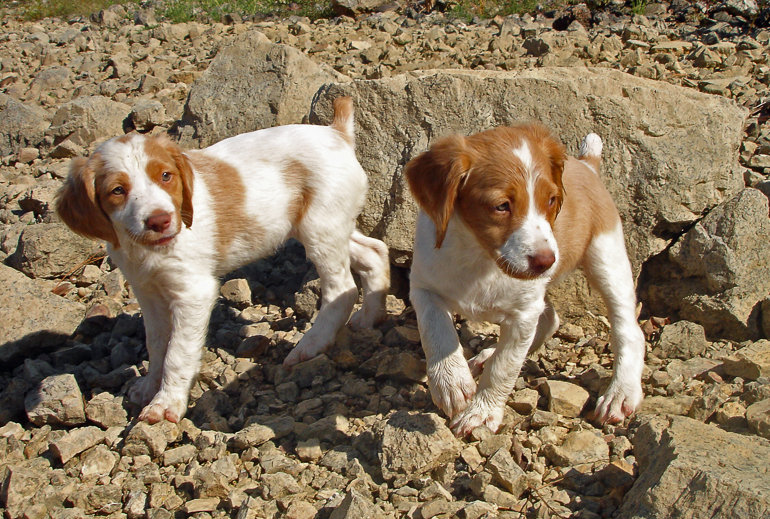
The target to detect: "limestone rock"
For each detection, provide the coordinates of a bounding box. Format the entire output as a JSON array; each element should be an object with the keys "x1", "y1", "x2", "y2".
[
  {"x1": 0, "y1": 93, "x2": 50, "y2": 157},
  {"x1": 656, "y1": 321, "x2": 709, "y2": 360},
  {"x1": 747, "y1": 399, "x2": 770, "y2": 439},
  {"x1": 85, "y1": 392, "x2": 128, "y2": 428},
  {"x1": 724, "y1": 340, "x2": 770, "y2": 380},
  {"x1": 544, "y1": 380, "x2": 589, "y2": 417},
  {"x1": 329, "y1": 490, "x2": 385, "y2": 519},
  {"x1": 25, "y1": 373, "x2": 86, "y2": 426},
  {"x1": 647, "y1": 189, "x2": 770, "y2": 341},
  {"x1": 177, "y1": 35, "x2": 348, "y2": 148},
  {"x1": 617, "y1": 415, "x2": 770, "y2": 518},
  {"x1": 542, "y1": 429, "x2": 610, "y2": 467},
  {"x1": 51, "y1": 425, "x2": 105, "y2": 463},
  {"x1": 48, "y1": 95, "x2": 131, "y2": 147},
  {"x1": 378, "y1": 411, "x2": 462, "y2": 480},
  {"x1": 0, "y1": 264, "x2": 85, "y2": 364},
  {"x1": 221, "y1": 278, "x2": 252, "y2": 309},
  {"x1": 486, "y1": 448, "x2": 528, "y2": 498}
]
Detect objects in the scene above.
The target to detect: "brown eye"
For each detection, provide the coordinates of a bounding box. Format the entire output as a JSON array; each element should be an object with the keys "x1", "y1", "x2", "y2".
[
  {"x1": 162, "y1": 172, "x2": 172, "y2": 182},
  {"x1": 548, "y1": 196, "x2": 557, "y2": 207},
  {"x1": 112, "y1": 186, "x2": 125, "y2": 196},
  {"x1": 495, "y1": 202, "x2": 510, "y2": 212}
]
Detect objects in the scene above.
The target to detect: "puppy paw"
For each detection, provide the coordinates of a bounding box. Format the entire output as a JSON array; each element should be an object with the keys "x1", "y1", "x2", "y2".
[
  {"x1": 592, "y1": 377, "x2": 643, "y2": 424},
  {"x1": 450, "y1": 401, "x2": 505, "y2": 437},
  {"x1": 427, "y1": 358, "x2": 477, "y2": 418},
  {"x1": 128, "y1": 374, "x2": 161, "y2": 407},
  {"x1": 467, "y1": 347, "x2": 496, "y2": 378},
  {"x1": 138, "y1": 390, "x2": 187, "y2": 424},
  {"x1": 283, "y1": 333, "x2": 329, "y2": 369},
  {"x1": 349, "y1": 305, "x2": 383, "y2": 330}
]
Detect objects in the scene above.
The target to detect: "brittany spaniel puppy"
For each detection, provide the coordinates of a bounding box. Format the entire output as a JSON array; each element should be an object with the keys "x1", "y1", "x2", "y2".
[
  {"x1": 56, "y1": 97, "x2": 389, "y2": 423},
  {"x1": 405, "y1": 123, "x2": 645, "y2": 436}
]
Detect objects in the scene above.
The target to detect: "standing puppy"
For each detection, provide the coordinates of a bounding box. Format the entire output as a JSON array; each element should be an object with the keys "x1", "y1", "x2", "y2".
[
  {"x1": 56, "y1": 97, "x2": 389, "y2": 424},
  {"x1": 405, "y1": 123, "x2": 645, "y2": 436}
]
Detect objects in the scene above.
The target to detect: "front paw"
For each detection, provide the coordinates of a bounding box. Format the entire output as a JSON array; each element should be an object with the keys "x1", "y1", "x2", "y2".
[
  {"x1": 592, "y1": 377, "x2": 643, "y2": 424},
  {"x1": 427, "y1": 358, "x2": 477, "y2": 419},
  {"x1": 450, "y1": 400, "x2": 504, "y2": 437},
  {"x1": 128, "y1": 374, "x2": 161, "y2": 407},
  {"x1": 283, "y1": 331, "x2": 329, "y2": 369},
  {"x1": 138, "y1": 389, "x2": 188, "y2": 424}
]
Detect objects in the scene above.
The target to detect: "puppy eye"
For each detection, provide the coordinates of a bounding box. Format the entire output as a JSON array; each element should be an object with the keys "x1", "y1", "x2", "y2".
[
  {"x1": 495, "y1": 202, "x2": 510, "y2": 212},
  {"x1": 548, "y1": 197, "x2": 557, "y2": 207},
  {"x1": 162, "y1": 172, "x2": 172, "y2": 182},
  {"x1": 112, "y1": 186, "x2": 125, "y2": 196}
]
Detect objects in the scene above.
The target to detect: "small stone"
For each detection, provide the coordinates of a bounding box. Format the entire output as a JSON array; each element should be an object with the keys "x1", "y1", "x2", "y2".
[
  {"x1": 383, "y1": 325, "x2": 421, "y2": 345},
  {"x1": 420, "y1": 499, "x2": 464, "y2": 518},
  {"x1": 486, "y1": 448, "x2": 527, "y2": 498},
  {"x1": 656, "y1": 321, "x2": 709, "y2": 360},
  {"x1": 17, "y1": 147, "x2": 39, "y2": 163},
  {"x1": 51, "y1": 425, "x2": 105, "y2": 463},
  {"x1": 85, "y1": 392, "x2": 128, "y2": 428},
  {"x1": 221, "y1": 278, "x2": 252, "y2": 308},
  {"x1": 231, "y1": 418, "x2": 295, "y2": 450},
  {"x1": 542, "y1": 430, "x2": 609, "y2": 467},
  {"x1": 544, "y1": 380, "x2": 589, "y2": 417},
  {"x1": 260, "y1": 472, "x2": 302, "y2": 499},
  {"x1": 25, "y1": 374, "x2": 86, "y2": 426},
  {"x1": 279, "y1": 354, "x2": 335, "y2": 388},
  {"x1": 747, "y1": 399, "x2": 770, "y2": 439},
  {"x1": 510, "y1": 388, "x2": 539, "y2": 415},
  {"x1": 482, "y1": 484, "x2": 520, "y2": 509},
  {"x1": 723, "y1": 340, "x2": 770, "y2": 380},
  {"x1": 375, "y1": 352, "x2": 426, "y2": 382},
  {"x1": 285, "y1": 500, "x2": 318, "y2": 519},
  {"x1": 477, "y1": 434, "x2": 513, "y2": 458},
  {"x1": 328, "y1": 490, "x2": 383, "y2": 519},
  {"x1": 296, "y1": 438, "x2": 323, "y2": 462},
  {"x1": 184, "y1": 498, "x2": 221, "y2": 513},
  {"x1": 163, "y1": 444, "x2": 198, "y2": 466},
  {"x1": 716, "y1": 401, "x2": 748, "y2": 428},
  {"x1": 80, "y1": 444, "x2": 117, "y2": 478},
  {"x1": 461, "y1": 445, "x2": 485, "y2": 472},
  {"x1": 122, "y1": 421, "x2": 179, "y2": 458}
]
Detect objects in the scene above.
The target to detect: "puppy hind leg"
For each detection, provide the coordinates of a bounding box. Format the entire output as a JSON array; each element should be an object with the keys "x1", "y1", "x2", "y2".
[
  {"x1": 583, "y1": 223, "x2": 645, "y2": 424},
  {"x1": 349, "y1": 230, "x2": 390, "y2": 329},
  {"x1": 284, "y1": 238, "x2": 357, "y2": 368}
]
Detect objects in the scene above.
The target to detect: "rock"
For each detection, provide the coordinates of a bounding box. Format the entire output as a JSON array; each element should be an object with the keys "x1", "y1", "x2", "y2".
[
  {"x1": 639, "y1": 395, "x2": 696, "y2": 416},
  {"x1": 177, "y1": 35, "x2": 348, "y2": 148},
  {"x1": 329, "y1": 490, "x2": 385, "y2": 519},
  {"x1": 51, "y1": 426, "x2": 106, "y2": 463},
  {"x1": 647, "y1": 189, "x2": 770, "y2": 341},
  {"x1": 656, "y1": 321, "x2": 709, "y2": 360},
  {"x1": 375, "y1": 352, "x2": 426, "y2": 382},
  {"x1": 130, "y1": 99, "x2": 171, "y2": 131},
  {"x1": 0, "y1": 458, "x2": 50, "y2": 517},
  {"x1": 746, "y1": 399, "x2": 770, "y2": 439},
  {"x1": 510, "y1": 388, "x2": 540, "y2": 415},
  {"x1": 278, "y1": 354, "x2": 335, "y2": 388},
  {"x1": 47, "y1": 95, "x2": 131, "y2": 147},
  {"x1": 295, "y1": 438, "x2": 323, "y2": 462},
  {"x1": 378, "y1": 411, "x2": 462, "y2": 481},
  {"x1": 723, "y1": 341, "x2": 770, "y2": 380},
  {"x1": 0, "y1": 264, "x2": 86, "y2": 365},
  {"x1": 486, "y1": 448, "x2": 528, "y2": 497},
  {"x1": 259, "y1": 472, "x2": 302, "y2": 499},
  {"x1": 617, "y1": 415, "x2": 770, "y2": 518},
  {"x1": 6, "y1": 222, "x2": 104, "y2": 279},
  {"x1": 230, "y1": 416, "x2": 294, "y2": 449},
  {"x1": 544, "y1": 380, "x2": 590, "y2": 417},
  {"x1": 163, "y1": 444, "x2": 198, "y2": 466},
  {"x1": 221, "y1": 278, "x2": 252, "y2": 309},
  {"x1": 25, "y1": 373, "x2": 86, "y2": 426},
  {"x1": 332, "y1": 0, "x2": 396, "y2": 16},
  {"x1": 85, "y1": 392, "x2": 128, "y2": 428},
  {"x1": 184, "y1": 498, "x2": 221, "y2": 513},
  {"x1": 542, "y1": 429, "x2": 610, "y2": 467},
  {"x1": 0, "y1": 93, "x2": 49, "y2": 157},
  {"x1": 17, "y1": 179, "x2": 63, "y2": 218},
  {"x1": 122, "y1": 421, "x2": 179, "y2": 458},
  {"x1": 296, "y1": 414, "x2": 350, "y2": 443}
]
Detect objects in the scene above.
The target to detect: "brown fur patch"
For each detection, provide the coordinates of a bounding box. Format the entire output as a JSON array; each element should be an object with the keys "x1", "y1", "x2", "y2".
[
  {"x1": 330, "y1": 97, "x2": 355, "y2": 146},
  {"x1": 187, "y1": 151, "x2": 261, "y2": 259},
  {"x1": 143, "y1": 136, "x2": 188, "y2": 234},
  {"x1": 284, "y1": 160, "x2": 314, "y2": 227}
]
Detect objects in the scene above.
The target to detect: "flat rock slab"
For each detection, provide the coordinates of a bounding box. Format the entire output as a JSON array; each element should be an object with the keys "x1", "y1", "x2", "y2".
[
  {"x1": 0, "y1": 264, "x2": 85, "y2": 365},
  {"x1": 617, "y1": 415, "x2": 770, "y2": 519},
  {"x1": 377, "y1": 411, "x2": 462, "y2": 481}
]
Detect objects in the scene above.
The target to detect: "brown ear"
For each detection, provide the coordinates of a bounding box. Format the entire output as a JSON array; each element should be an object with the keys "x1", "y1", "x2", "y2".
[
  {"x1": 404, "y1": 134, "x2": 473, "y2": 248},
  {"x1": 55, "y1": 154, "x2": 120, "y2": 248},
  {"x1": 163, "y1": 136, "x2": 194, "y2": 228}
]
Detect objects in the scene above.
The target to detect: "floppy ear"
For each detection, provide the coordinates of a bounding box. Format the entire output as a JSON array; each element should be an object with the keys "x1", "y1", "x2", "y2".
[
  {"x1": 404, "y1": 134, "x2": 473, "y2": 248},
  {"x1": 55, "y1": 154, "x2": 120, "y2": 248},
  {"x1": 159, "y1": 135, "x2": 194, "y2": 228},
  {"x1": 544, "y1": 133, "x2": 567, "y2": 198}
]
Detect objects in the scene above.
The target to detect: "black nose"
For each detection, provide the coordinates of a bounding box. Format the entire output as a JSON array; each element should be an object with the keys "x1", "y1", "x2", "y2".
[
  {"x1": 527, "y1": 251, "x2": 555, "y2": 274},
  {"x1": 145, "y1": 211, "x2": 171, "y2": 233}
]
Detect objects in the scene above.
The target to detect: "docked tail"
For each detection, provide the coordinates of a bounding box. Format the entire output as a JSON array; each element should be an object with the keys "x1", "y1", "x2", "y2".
[
  {"x1": 330, "y1": 97, "x2": 355, "y2": 146},
  {"x1": 578, "y1": 133, "x2": 602, "y2": 174}
]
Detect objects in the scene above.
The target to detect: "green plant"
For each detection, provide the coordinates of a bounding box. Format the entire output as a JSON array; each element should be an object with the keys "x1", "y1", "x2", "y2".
[
  {"x1": 631, "y1": 0, "x2": 647, "y2": 15},
  {"x1": 13, "y1": 0, "x2": 121, "y2": 20}
]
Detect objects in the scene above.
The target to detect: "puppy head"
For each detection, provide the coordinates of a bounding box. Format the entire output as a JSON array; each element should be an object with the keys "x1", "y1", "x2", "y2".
[
  {"x1": 55, "y1": 134, "x2": 194, "y2": 249},
  {"x1": 405, "y1": 123, "x2": 567, "y2": 280}
]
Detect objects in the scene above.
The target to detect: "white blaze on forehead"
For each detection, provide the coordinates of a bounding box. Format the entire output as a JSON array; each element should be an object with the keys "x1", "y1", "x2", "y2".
[{"x1": 512, "y1": 140, "x2": 535, "y2": 175}]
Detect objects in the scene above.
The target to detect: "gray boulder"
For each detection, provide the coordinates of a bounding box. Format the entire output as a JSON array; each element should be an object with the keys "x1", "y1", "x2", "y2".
[
  {"x1": 617, "y1": 414, "x2": 770, "y2": 519},
  {"x1": 6, "y1": 222, "x2": 104, "y2": 279},
  {"x1": 0, "y1": 94, "x2": 50, "y2": 157},
  {"x1": 0, "y1": 264, "x2": 85, "y2": 364},
  {"x1": 645, "y1": 188, "x2": 770, "y2": 341},
  {"x1": 47, "y1": 95, "x2": 131, "y2": 147},
  {"x1": 176, "y1": 33, "x2": 349, "y2": 148}
]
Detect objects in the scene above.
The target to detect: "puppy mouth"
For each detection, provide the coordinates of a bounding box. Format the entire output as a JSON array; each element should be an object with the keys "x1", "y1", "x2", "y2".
[
  {"x1": 149, "y1": 234, "x2": 176, "y2": 247},
  {"x1": 495, "y1": 255, "x2": 548, "y2": 280}
]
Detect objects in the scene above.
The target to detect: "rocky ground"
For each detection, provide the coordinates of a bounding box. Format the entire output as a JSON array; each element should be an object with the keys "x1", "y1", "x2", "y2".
[{"x1": 2, "y1": 0, "x2": 770, "y2": 518}]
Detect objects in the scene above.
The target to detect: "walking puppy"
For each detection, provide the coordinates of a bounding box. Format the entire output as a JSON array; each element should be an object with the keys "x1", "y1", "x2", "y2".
[
  {"x1": 405, "y1": 123, "x2": 644, "y2": 436},
  {"x1": 56, "y1": 97, "x2": 389, "y2": 423}
]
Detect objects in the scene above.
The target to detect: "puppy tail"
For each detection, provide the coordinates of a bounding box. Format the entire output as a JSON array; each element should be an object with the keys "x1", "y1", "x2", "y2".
[
  {"x1": 578, "y1": 133, "x2": 602, "y2": 174},
  {"x1": 330, "y1": 97, "x2": 355, "y2": 147}
]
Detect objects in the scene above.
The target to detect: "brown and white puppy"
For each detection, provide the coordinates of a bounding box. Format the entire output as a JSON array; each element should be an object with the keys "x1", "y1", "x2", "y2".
[
  {"x1": 405, "y1": 123, "x2": 644, "y2": 436},
  {"x1": 56, "y1": 97, "x2": 390, "y2": 423}
]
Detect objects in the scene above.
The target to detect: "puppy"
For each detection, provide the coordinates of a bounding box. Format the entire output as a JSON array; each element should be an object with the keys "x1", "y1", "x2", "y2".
[
  {"x1": 56, "y1": 97, "x2": 390, "y2": 423},
  {"x1": 405, "y1": 123, "x2": 645, "y2": 436}
]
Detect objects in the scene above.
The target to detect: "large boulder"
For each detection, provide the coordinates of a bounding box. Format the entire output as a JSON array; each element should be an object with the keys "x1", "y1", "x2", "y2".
[
  {"x1": 0, "y1": 94, "x2": 50, "y2": 157},
  {"x1": 176, "y1": 33, "x2": 349, "y2": 148},
  {"x1": 644, "y1": 188, "x2": 770, "y2": 341},
  {"x1": 47, "y1": 95, "x2": 131, "y2": 148},
  {"x1": 617, "y1": 414, "x2": 770, "y2": 519},
  {"x1": 0, "y1": 264, "x2": 85, "y2": 365},
  {"x1": 310, "y1": 67, "x2": 746, "y2": 324}
]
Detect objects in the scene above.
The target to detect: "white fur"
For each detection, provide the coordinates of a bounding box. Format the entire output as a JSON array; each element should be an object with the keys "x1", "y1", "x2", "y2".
[
  {"x1": 88, "y1": 121, "x2": 389, "y2": 423},
  {"x1": 410, "y1": 131, "x2": 644, "y2": 436}
]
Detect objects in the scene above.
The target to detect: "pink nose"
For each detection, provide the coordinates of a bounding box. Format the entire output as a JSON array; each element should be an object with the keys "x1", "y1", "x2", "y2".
[
  {"x1": 145, "y1": 211, "x2": 171, "y2": 233},
  {"x1": 527, "y1": 251, "x2": 555, "y2": 274}
]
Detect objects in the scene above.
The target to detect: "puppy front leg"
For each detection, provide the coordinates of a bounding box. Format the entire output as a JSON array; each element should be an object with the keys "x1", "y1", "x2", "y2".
[
  {"x1": 139, "y1": 276, "x2": 219, "y2": 423},
  {"x1": 451, "y1": 313, "x2": 540, "y2": 436},
  {"x1": 412, "y1": 287, "x2": 476, "y2": 418},
  {"x1": 128, "y1": 291, "x2": 172, "y2": 408}
]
